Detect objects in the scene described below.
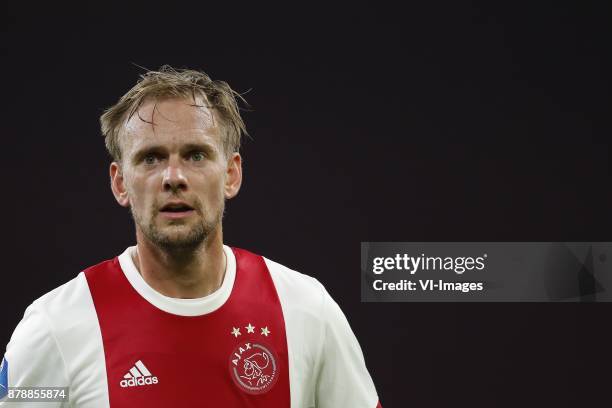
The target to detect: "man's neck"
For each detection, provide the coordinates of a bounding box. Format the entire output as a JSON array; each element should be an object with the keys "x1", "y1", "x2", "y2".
[{"x1": 132, "y1": 230, "x2": 227, "y2": 299}]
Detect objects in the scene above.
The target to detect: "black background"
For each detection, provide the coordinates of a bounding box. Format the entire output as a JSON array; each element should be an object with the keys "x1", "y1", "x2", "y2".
[{"x1": 2, "y1": 2, "x2": 611, "y2": 407}]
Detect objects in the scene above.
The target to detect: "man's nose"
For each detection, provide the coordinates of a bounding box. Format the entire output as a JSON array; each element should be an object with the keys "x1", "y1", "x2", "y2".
[{"x1": 162, "y1": 160, "x2": 188, "y2": 192}]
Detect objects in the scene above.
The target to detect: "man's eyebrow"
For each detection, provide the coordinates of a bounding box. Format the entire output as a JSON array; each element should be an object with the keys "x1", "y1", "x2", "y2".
[
  {"x1": 180, "y1": 142, "x2": 216, "y2": 153},
  {"x1": 130, "y1": 145, "x2": 167, "y2": 162}
]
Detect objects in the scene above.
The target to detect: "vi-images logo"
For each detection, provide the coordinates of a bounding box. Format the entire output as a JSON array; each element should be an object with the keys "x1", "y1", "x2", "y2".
[{"x1": 120, "y1": 360, "x2": 159, "y2": 388}]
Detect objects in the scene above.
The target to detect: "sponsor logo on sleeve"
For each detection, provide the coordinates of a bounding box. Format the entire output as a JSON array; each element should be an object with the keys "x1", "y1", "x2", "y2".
[{"x1": 0, "y1": 356, "x2": 8, "y2": 400}]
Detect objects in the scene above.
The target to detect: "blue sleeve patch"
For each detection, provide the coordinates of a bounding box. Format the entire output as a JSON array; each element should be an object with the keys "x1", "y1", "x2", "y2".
[{"x1": 0, "y1": 356, "x2": 7, "y2": 400}]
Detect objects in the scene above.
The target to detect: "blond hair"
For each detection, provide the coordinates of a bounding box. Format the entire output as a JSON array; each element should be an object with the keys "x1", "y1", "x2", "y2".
[{"x1": 100, "y1": 65, "x2": 248, "y2": 162}]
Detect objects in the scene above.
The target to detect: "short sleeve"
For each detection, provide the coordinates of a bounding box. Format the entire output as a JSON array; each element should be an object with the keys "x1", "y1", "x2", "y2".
[
  {"x1": 314, "y1": 285, "x2": 381, "y2": 408},
  {"x1": 0, "y1": 303, "x2": 70, "y2": 407}
]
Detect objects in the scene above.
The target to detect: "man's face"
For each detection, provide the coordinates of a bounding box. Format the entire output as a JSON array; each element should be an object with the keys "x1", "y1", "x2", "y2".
[{"x1": 110, "y1": 97, "x2": 242, "y2": 250}]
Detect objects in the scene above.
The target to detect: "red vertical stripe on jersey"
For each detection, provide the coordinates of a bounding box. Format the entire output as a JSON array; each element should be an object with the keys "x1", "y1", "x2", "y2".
[{"x1": 85, "y1": 248, "x2": 290, "y2": 407}]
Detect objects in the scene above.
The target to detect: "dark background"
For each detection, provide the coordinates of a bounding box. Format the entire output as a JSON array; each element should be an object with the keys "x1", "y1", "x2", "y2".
[{"x1": 2, "y1": 2, "x2": 611, "y2": 407}]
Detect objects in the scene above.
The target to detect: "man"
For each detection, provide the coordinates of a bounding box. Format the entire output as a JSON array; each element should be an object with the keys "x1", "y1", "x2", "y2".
[{"x1": 1, "y1": 66, "x2": 381, "y2": 407}]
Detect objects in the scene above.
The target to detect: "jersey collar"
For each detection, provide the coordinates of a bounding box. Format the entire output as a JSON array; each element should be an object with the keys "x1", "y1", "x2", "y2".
[{"x1": 117, "y1": 245, "x2": 236, "y2": 316}]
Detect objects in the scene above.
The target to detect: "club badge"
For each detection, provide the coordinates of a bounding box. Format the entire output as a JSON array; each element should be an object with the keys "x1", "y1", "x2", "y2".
[{"x1": 228, "y1": 324, "x2": 279, "y2": 394}]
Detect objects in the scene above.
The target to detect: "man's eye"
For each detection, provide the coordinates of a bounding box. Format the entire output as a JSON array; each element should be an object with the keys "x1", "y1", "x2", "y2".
[
  {"x1": 144, "y1": 155, "x2": 158, "y2": 165},
  {"x1": 190, "y1": 152, "x2": 205, "y2": 162}
]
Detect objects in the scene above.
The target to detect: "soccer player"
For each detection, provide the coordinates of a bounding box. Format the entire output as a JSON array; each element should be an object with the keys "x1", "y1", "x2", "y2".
[{"x1": 0, "y1": 66, "x2": 381, "y2": 407}]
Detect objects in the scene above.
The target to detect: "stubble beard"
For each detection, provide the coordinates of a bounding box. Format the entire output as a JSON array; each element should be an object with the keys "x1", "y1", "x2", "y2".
[{"x1": 131, "y1": 201, "x2": 224, "y2": 253}]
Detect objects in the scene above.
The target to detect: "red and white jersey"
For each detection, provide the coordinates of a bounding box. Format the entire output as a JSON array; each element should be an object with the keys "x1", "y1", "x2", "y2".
[{"x1": 1, "y1": 246, "x2": 381, "y2": 407}]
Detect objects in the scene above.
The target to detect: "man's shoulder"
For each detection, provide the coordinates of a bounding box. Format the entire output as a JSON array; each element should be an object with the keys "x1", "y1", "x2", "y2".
[
  {"x1": 6, "y1": 265, "x2": 108, "y2": 398},
  {"x1": 253, "y1": 252, "x2": 327, "y2": 312},
  {"x1": 31, "y1": 272, "x2": 88, "y2": 312},
  {"x1": 26, "y1": 257, "x2": 116, "y2": 337},
  {"x1": 231, "y1": 247, "x2": 323, "y2": 292},
  {"x1": 262, "y1": 252, "x2": 323, "y2": 286},
  {"x1": 31, "y1": 256, "x2": 118, "y2": 308}
]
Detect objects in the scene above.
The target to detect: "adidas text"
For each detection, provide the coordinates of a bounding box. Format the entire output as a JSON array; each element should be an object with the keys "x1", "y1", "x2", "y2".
[{"x1": 120, "y1": 376, "x2": 159, "y2": 388}]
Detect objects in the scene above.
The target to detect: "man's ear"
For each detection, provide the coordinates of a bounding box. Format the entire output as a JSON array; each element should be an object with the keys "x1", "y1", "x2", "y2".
[
  {"x1": 225, "y1": 153, "x2": 243, "y2": 199},
  {"x1": 110, "y1": 162, "x2": 130, "y2": 207}
]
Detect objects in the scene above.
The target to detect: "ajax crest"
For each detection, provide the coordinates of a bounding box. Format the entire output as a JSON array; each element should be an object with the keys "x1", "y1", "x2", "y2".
[{"x1": 229, "y1": 342, "x2": 279, "y2": 394}]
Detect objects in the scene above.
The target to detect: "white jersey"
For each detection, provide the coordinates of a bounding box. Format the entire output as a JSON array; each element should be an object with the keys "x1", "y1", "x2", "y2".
[{"x1": 1, "y1": 245, "x2": 381, "y2": 407}]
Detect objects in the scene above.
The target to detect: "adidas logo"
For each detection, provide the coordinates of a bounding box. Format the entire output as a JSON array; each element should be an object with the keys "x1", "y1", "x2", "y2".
[{"x1": 119, "y1": 360, "x2": 159, "y2": 388}]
